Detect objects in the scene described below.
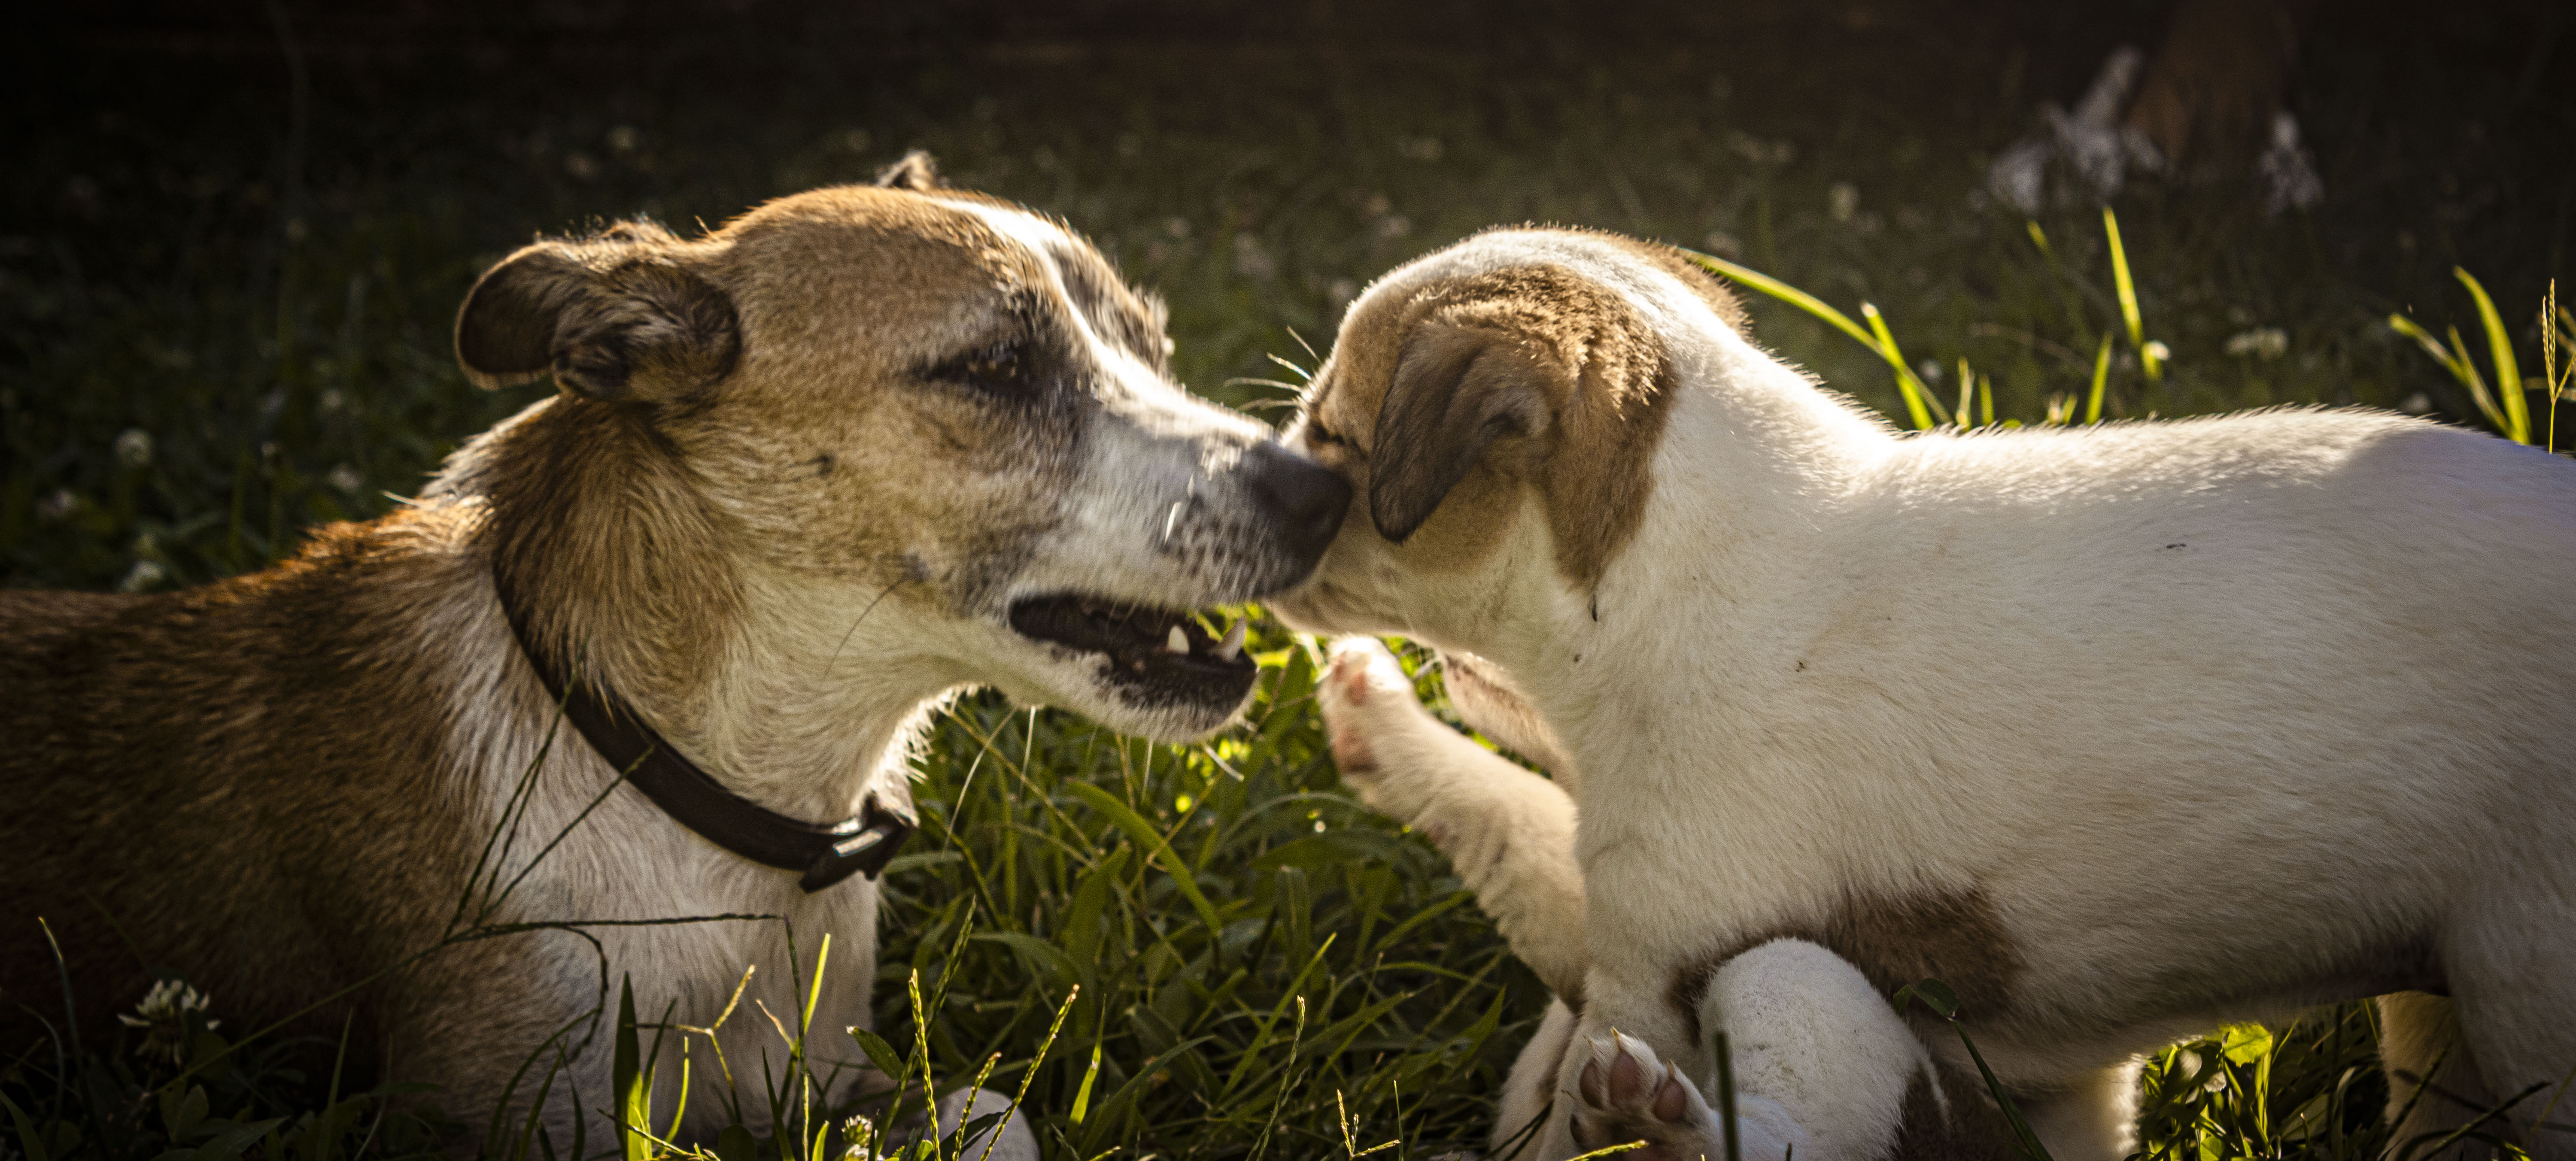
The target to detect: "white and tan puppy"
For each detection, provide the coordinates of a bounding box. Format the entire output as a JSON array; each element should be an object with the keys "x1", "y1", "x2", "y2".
[
  {"x1": 1272, "y1": 226, "x2": 2576, "y2": 1160},
  {"x1": 3, "y1": 155, "x2": 1348, "y2": 1155}
]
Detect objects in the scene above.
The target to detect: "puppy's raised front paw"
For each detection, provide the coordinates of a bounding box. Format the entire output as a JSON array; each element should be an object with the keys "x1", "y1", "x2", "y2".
[
  {"x1": 1315, "y1": 636, "x2": 1437, "y2": 783},
  {"x1": 1571, "y1": 1033, "x2": 1713, "y2": 1161},
  {"x1": 1570, "y1": 1033, "x2": 1815, "y2": 1161}
]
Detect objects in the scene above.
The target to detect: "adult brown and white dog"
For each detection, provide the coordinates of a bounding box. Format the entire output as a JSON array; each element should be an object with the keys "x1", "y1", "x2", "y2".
[
  {"x1": 0, "y1": 155, "x2": 1348, "y2": 1155},
  {"x1": 1271, "y1": 226, "x2": 2576, "y2": 1161}
]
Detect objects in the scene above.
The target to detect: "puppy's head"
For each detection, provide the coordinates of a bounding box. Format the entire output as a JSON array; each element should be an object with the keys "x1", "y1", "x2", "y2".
[
  {"x1": 1273, "y1": 228, "x2": 1738, "y2": 644},
  {"x1": 451, "y1": 155, "x2": 1347, "y2": 741}
]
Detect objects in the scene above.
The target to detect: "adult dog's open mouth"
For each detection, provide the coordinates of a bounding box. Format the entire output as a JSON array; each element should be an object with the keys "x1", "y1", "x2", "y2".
[{"x1": 1008, "y1": 593, "x2": 1256, "y2": 704}]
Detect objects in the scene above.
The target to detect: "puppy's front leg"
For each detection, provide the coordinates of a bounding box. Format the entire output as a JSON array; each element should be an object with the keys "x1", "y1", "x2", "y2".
[{"x1": 1317, "y1": 637, "x2": 1589, "y2": 999}]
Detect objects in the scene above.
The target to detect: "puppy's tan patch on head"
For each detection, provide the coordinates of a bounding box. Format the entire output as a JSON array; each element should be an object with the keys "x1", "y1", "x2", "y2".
[
  {"x1": 1312, "y1": 261, "x2": 1677, "y2": 589},
  {"x1": 1597, "y1": 233, "x2": 1756, "y2": 340}
]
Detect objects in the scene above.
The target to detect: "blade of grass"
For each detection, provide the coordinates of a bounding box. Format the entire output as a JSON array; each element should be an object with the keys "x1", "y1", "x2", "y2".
[
  {"x1": 612, "y1": 977, "x2": 647, "y2": 1161},
  {"x1": 2456, "y1": 267, "x2": 2530, "y2": 443},
  {"x1": 1678, "y1": 249, "x2": 1939, "y2": 429},
  {"x1": 2389, "y1": 313, "x2": 2511, "y2": 430},
  {"x1": 2103, "y1": 208, "x2": 2160, "y2": 383},
  {"x1": 1899, "y1": 980, "x2": 2054, "y2": 1161},
  {"x1": 2449, "y1": 324, "x2": 2511, "y2": 437},
  {"x1": 1069, "y1": 1043, "x2": 1101, "y2": 1126},
  {"x1": 2085, "y1": 333, "x2": 2113, "y2": 424},
  {"x1": 1865, "y1": 303, "x2": 1950, "y2": 427},
  {"x1": 1065, "y1": 781, "x2": 1224, "y2": 937},
  {"x1": 2544, "y1": 282, "x2": 2567, "y2": 453},
  {"x1": 2388, "y1": 313, "x2": 2467, "y2": 373},
  {"x1": 972, "y1": 987, "x2": 1077, "y2": 1161}
]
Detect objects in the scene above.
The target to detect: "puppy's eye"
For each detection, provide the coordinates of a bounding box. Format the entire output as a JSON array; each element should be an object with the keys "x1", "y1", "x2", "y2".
[{"x1": 1302, "y1": 418, "x2": 1361, "y2": 455}]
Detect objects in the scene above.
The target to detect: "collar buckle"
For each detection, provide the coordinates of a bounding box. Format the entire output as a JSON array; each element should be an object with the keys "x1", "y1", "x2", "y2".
[
  {"x1": 799, "y1": 797, "x2": 917, "y2": 891},
  {"x1": 494, "y1": 567, "x2": 913, "y2": 894}
]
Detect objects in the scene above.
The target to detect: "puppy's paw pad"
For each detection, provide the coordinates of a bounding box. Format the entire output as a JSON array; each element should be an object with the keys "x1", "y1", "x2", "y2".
[
  {"x1": 1319, "y1": 638, "x2": 1444, "y2": 779},
  {"x1": 1320, "y1": 637, "x2": 1412, "y2": 711},
  {"x1": 1571, "y1": 1034, "x2": 1724, "y2": 1161}
]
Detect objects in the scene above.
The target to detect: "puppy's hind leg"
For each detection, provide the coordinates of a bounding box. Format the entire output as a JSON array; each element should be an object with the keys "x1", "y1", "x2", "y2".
[
  {"x1": 2379, "y1": 992, "x2": 2501, "y2": 1161},
  {"x1": 2442, "y1": 900, "x2": 2576, "y2": 1161},
  {"x1": 1706, "y1": 940, "x2": 2014, "y2": 1161},
  {"x1": 1316, "y1": 637, "x2": 1589, "y2": 998},
  {"x1": 2016, "y1": 1060, "x2": 2143, "y2": 1161}
]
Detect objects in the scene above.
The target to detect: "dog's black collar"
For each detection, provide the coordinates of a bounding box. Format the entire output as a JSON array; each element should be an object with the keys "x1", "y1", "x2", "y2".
[{"x1": 490, "y1": 568, "x2": 912, "y2": 893}]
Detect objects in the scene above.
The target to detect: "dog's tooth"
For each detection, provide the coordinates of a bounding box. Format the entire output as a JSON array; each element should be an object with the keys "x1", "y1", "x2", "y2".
[
  {"x1": 1215, "y1": 620, "x2": 1246, "y2": 661},
  {"x1": 1165, "y1": 625, "x2": 1190, "y2": 654}
]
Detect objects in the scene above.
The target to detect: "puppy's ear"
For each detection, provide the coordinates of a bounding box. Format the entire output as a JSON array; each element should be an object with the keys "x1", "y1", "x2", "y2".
[
  {"x1": 455, "y1": 227, "x2": 740, "y2": 405},
  {"x1": 1369, "y1": 321, "x2": 1558, "y2": 543},
  {"x1": 873, "y1": 149, "x2": 941, "y2": 191}
]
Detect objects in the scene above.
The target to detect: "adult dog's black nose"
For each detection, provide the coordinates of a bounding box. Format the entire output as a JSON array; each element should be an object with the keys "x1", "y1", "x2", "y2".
[{"x1": 1245, "y1": 441, "x2": 1353, "y2": 564}]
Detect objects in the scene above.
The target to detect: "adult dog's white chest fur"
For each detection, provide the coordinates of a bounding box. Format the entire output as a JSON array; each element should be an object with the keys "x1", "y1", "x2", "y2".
[{"x1": 422, "y1": 535, "x2": 900, "y2": 1134}]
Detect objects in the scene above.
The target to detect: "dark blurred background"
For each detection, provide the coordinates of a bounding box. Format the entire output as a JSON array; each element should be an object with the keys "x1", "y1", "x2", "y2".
[{"x1": 5, "y1": 0, "x2": 2570, "y2": 590}]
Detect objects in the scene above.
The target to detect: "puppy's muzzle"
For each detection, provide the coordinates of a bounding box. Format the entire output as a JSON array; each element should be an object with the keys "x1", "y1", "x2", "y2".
[{"x1": 1244, "y1": 441, "x2": 1353, "y2": 567}]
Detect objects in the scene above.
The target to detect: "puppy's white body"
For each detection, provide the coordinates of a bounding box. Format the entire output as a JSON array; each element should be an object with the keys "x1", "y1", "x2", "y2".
[{"x1": 1280, "y1": 229, "x2": 2576, "y2": 1159}]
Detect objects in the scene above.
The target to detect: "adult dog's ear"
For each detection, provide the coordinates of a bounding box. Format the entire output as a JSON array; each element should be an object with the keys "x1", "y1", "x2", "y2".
[
  {"x1": 454, "y1": 225, "x2": 741, "y2": 405},
  {"x1": 873, "y1": 149, "x2": 941, "y2": 191},
  {"x1": 1369, "y1": 321, "x2": 1558, "y2": 543}
]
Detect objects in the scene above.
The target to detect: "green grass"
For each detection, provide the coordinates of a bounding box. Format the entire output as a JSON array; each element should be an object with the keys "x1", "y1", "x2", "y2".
[{"x1": 6, "y1": 6, "x2": 2573, "y2": 1158}]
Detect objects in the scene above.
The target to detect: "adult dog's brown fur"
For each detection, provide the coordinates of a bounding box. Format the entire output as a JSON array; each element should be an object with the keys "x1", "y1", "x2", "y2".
[{"x1": 2, "y1": 156, "x2": 1345, "y2": 1149}]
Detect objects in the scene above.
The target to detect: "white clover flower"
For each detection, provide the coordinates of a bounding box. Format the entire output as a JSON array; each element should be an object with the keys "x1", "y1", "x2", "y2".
[
  {"x1": 2224, "y1": 328, "x2": 2289, "y2": 360},
  {"x1": 114, "y1": 428, "x2": 152, "y2": 469},
  {"x1": 118, "y1": 561, "x2": 167, "y2": 593},
  {"x1": 1232, "y1": 234, "x2": 1276, "y2": 282},
  {"x1": 119, "y1": 979, "x2": 217, "y2": 1063},
  {"x1": 1829, "y1": 182, "x2": 1860, "y2": 224}
]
